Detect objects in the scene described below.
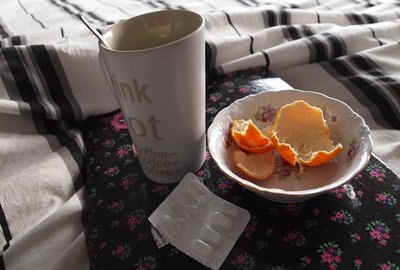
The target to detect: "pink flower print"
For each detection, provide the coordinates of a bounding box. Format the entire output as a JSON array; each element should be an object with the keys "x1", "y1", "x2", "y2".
[
  {"x1": 102, "y1": 139, "x2": 115, "y2": 148},
  {"x1": 350, "y1": 232, "x2": 361, "y2": 243},
  {"x1": 243, "y1": 218, "x2": 258, "y2": 238},
  {"x1": 111, "y1": 244, "x2": 131, "y2": 260},
  {"x1": 381, "y1": 265, "x2": 391, "y2": 270},
  {"x1": 286, "y1": 203, "x2": 303, "y2": 217},
  {"x1": 345, "y1": 138, "x2": 360, "y2": 167},
  {"x1": 366, "y1": 220, "x2": 391, "y2": 247},
  {"x1": 318, "y1": 241, "x2": 343, "y2": 269},
  {"x1": 283, "y1": 230, "x2": 307, "y2": 247},
  {"x1": 370, "y1": 230, "x2": 381, "y2": 240},
  {"x1": 354, "y1": 259, "x2": 362, "y2": 269},
  {"x1": 104, "y1": 166, "x2": 119, "y2": 176},
  {"x1": 237, "y1": 254, "x2": 246, "y2": 264},
  {"x1": 313, "y1": 208, "x2": 320, "y2": 216},
  {"x1": 206, "y1": 107, "x2": 218, "y2": 114},
  {"x1": 321, "y1": 252, "x2": 333, "y2": 264},
  {"x1": 374, "y1": 192, "x2": 397, "y2": 206},
  {"x1": 366, "y1": 163, "x2": 386, "y2": 182},
  {"x1": 135, "y1": 256, "x2": 157, "y2": 270},
  {"x1": 107, "y1": 200, "x2": 124, "y2": 213},
  {"x1": 239, "y1": 86, "x2": 250, "y2": 94},
  {"x1": 300, "y1": 256, "x2": 312, "y2": 267},
  {"x1": 216, "y1": 178, "x2": 233, "y2": 194},
  {"x1": 111, "y1": 113, "x2": 127, "y2": 131},
  {"x1": 116, "y1": 144, "x2": 131, "y2": 158},
  {"x1": 383, "y1": 232, "x2": 390, "y2": 239},
  {"x1": 100, "y1": 241, "x2": 107, "y2": 250},
  {"x1": 151, "y1": 184, "x2": 169, "y2": 195},
  {"x1": 222, "y1": 81, "x2": 233, "y2": 87},
  {"x1": 230, "y1": 253, "x2": 255, "y2": 269},
  {"x1": 205, "y1": 151, "x2": 211, "y2": 161},
  {"x1": 379, "y1": 262, "x2": 399, "y2": 270},
  {"x1": 127, "y1": 209, "x2": 146, "y2": 231},
  {"x1": 330, "y1": 210, "x2": 354, "y2": 225},
  {"x1": 121, "y1": 174, "x2": 136, "y2": 190},
  {"x1": 209, "y1": 92, "x2": 222, "y2": 102},
  {"x1": 197, "y1": 169, "x2": 211, "y2": 180},
  {"x1": 254, "y1": 104, "x2": 276, "y2": 123}
]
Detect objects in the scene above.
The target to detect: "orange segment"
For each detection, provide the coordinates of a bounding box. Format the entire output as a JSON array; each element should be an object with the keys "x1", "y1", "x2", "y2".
[
  {"x1": 231, "y1": 119, "x2": 274, "y2": 154},
  {"x1": 271, "y1": 100, "x2": 343, "y2": 167},
  {"x1": 233, "y1": 150, "x2": 275, "y2": 180}
]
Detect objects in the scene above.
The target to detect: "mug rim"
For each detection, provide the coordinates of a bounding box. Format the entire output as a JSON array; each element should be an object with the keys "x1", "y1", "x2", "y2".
[{"x1": 99, "y1": 9, "x2": 204, "y2": 53}]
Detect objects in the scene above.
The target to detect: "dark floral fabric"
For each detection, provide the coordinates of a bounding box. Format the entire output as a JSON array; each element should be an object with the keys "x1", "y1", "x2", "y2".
[{"x1": 84, "y1": 68, "x2": 400, "y2": 270}]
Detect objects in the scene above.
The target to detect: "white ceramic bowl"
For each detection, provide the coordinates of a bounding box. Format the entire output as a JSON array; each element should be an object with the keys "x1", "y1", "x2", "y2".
[{"x1": 207, "y1": 89, "x2": 373, "y2": 203}]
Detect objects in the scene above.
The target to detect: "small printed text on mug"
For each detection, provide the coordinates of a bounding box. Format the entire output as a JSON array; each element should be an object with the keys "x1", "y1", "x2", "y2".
[{"x1": 137, "y1": 146, "x2": 181, "y2": 177}]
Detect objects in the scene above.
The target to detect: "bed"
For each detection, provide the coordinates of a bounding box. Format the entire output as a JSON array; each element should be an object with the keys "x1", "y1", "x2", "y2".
[{"x1": 0, "y1": 1, "x2": 399, "y2": 269}]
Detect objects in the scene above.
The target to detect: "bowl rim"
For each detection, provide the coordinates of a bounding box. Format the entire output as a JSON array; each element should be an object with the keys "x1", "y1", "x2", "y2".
[{"x1": 207, "y1": 89, "x2": 373, "y2": 198}]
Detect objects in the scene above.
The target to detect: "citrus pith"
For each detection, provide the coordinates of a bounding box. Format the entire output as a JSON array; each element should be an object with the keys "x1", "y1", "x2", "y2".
[
  {"x1": 233, "y1": 150, "x2": 275, "y2": 180},
  {"x1": 271, "y1": 100, "x2": 343, "y2": 167}
]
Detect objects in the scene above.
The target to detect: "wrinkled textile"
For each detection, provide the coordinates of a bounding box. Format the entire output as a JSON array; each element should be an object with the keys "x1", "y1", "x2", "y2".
[{"x1": 0, "y1": 1, "x2": 399, "y2": 269}]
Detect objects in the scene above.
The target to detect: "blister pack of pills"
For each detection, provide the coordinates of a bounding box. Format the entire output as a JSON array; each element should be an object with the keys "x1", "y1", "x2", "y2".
[{"x1": 148, "y1": 173, "x2": 251, "y2": 270}]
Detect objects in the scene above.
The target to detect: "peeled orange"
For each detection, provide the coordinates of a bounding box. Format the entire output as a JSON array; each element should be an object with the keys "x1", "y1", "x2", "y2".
[
  {"x1": 233, "y1": 150, "x2": 275, "y2": 180},
  {"x1": 270, "y1": 100, "x2": 343, "y2": 167},
  {"x1": 230, "y1": 119, "x2": 274, "y2": 154}
]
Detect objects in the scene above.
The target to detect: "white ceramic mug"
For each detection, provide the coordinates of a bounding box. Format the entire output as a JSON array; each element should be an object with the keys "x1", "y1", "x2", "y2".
[{"x1": 99, "y1": 10, "x2": 205, "y2": 184}]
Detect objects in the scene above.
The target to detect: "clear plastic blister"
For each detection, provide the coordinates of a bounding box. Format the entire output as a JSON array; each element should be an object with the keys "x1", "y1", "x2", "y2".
[{"x1": 148, "y1": 173, "x2": 251, "y2": 270}]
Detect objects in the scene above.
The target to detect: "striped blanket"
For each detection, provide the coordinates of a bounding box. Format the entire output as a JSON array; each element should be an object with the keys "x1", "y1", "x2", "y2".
[{"x1": 0, "y1": 0, "x2": 399, "y2": 269}]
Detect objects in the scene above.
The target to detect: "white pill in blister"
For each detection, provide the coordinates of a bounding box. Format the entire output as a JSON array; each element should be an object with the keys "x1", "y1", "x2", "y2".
[
  {"x1": 179, "y1": 191, "x2": 200, "y2": 207},
  {"x1": 191, "y1": 239, "x2": 213, "y2": 262},
  {"x1": 187, "y1": 205, "x2": 199, "y2": 215},
  {"x1": 170, "y1": 205, "x2": 189, "y2": 224},
  {"x1": 189, "y1": 180, "x2": 209, "y2": 197},
  {"x1": 218, "y1": 201, "x2": 241, "y2": 220},
  {"x1": 159, "y1": 215, "x2": 181, "y2": 240},
  {"x1": 210, "y1": 212, "x2": 233, "y2": 233},
  {"x1": 200, "y1": 227, "x2": 223, "y2": 248}
]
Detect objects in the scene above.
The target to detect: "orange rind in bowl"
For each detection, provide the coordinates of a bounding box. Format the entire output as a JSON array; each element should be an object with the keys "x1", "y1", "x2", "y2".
[
  {"x1": 233, "y1": 150, "x2": 275, "y2": 180},
  {"x1": 270, "y1": 100, "x2": 343, "y2": 167},
  {"x1": 230, "y1": 119, "x2": 274, "y2": 154}
]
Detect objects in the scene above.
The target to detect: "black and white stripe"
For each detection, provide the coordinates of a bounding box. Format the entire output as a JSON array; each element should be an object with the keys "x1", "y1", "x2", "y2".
[
  {"x1": 0, "y1": 203, "x2": 11, "y2": 252},
  {"x1": 322, "y1": 54, "x2": 400, "y2": 129},
  {"x1": 282, "y1": 25, "x2": 315, "y2": 41},
  {"x1": 0, "y1": 42, "x2": 86, "y2": 234},
  {"x1": 306, "y1": 32, "x2": 347, "y2": 63},
  {"x1": 262, "y1": 9, "x2": 291, "y2": 27},
  {"x1": 347, "y1": 12, "x2": 377, "y2": 24}
]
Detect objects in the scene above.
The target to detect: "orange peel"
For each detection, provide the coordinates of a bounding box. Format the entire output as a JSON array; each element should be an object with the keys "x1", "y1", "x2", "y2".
[
  {"x1": 270, "y1": 100, "x2": 343, "y2": 167},
  {"x1": 230, "y1": 119, "x2": 274, "y2": 154},
  {"x1": 233, "y1": 150, "x2": 275, "y2": 180}
]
